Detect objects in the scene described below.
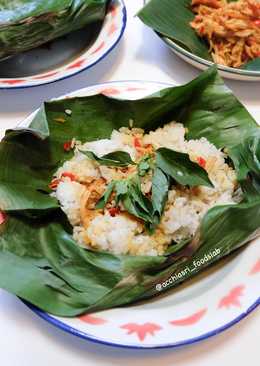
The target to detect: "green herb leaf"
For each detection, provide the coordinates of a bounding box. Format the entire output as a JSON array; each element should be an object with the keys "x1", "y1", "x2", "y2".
[
  {"x1": 156, "y1": 148, "x2": 213, "y2": 187},
  {"x1": 95, "y1": 182, "x2": 115, "y2": 209},
  {"x1": 95, "y1": 177, "x2": 154, "y2": 229},
  {"x1": 81, "y1": 150, "x2": 135, "y2": 167},
  {"x1": 229, "y1": 133, "x2": 260, "y2": 202},
  {"x1": 151, "y1": 167, "x2": 169, "y2": 218},
  {"x1": 138, "y1": 155, "x2": 153, "y2": 176},
  {"x1": 121, "y1": 193, "x2": 154, "y2": 227},
  {"x1": 114, "y1": 180, "x2": 129, "y2": 205},
  {"x1": 129, "y1": 179, "x2": 153, "y2": 215}
]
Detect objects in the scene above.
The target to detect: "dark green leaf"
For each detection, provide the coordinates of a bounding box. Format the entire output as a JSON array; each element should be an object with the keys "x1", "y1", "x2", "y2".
[
  {"x1": 96, "y1": 177, "x2": 155, "y2": 228},
  {"x1": 81, "y1": 150, "x2": 135, "y2": 167},
  {"x1": 156, "y1": 148, "x2": 213, "y2": 187},
  {"x1": 121, "y1": 194, "x2": 153, "y2": 227},
  {"x1": 0, "y1": 139, "x2": 58, "y2": 212},
  {"x1": 138, "y1": 154, "x2": 153, "y2": 176},
  {"x1": 114, "y1": 180, "x2": 129, "y2": 204},
  {"x1": 116, "y1": 178, "x2": 154, "y2": 225},
  {"x1": 0, "y1": 214, "x2": 165, "y2": 316},
  {"x1": 229, "y1": 133, "x2": 260, "y2": 201},
  {"x1": 128, "y1": 178, "x2": 153, "y2": 214},
  {"x1": 137, "y1": 0, "x2": 211, "y2": 60},
  {"x1": 151, "y1": 167, "x2": 169, "y2": 217}
]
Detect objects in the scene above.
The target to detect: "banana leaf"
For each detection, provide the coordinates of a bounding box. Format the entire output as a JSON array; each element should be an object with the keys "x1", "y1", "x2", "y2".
[
  {"x1": 0, "y1": 0, "x2": 109, "y2": 60},
  {"x1": 1, "y1": 66, "x2": 260, "y2": 316},
  {"x1": 138, "y1": 0, "x2": 260, "y2": 71}
]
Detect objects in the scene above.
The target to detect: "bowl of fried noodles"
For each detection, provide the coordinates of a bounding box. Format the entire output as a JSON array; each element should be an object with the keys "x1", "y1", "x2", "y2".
[{"x1": 138, "y1": 0, "x2": 260, "y2": 81}]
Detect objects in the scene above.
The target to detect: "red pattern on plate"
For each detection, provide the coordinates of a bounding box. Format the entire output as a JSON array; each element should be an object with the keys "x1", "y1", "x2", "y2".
[
  {"x1": 33, "y1": 71, "x2": 59, "y2": 79},
  {"x1": 101, "y1": 88, "x2": 121, "y2": 96},
  {"x1": 79, "y1": 314, "x2": 107, "y2": 325},
  {"x1": 91, "y1": 41, "x2": 105, "y2": 55},
  {"x1": 0, "y1": 211, "x2": 6, "y2": 225},
  {"x1": 218, "y1": 285, "x2": 245, "y2": 309},
  {"x1": 120, "y1": 323, "x2": 162, "y2": 341},
  {"x1": 0, "y1": 79, "x2": 26, "y2": 85},
  {"x1": 125, "y1": 87, "x2": 146, "y2": 92},
  {"x1": 108, "y1": 23, "x2": 118, "y2": 36},
  {"x1": 67, "y1": 59, "x2": 86, "y2": 70},
  {"x1": 169, "y1": 308, "x2": 207, "y2": 326},
  {"x1": 249, "y1": 259, "x2": 260, "y2": 275},
  {"x1": 109, "y1": 4, "x2": 118, "y2": 18}
]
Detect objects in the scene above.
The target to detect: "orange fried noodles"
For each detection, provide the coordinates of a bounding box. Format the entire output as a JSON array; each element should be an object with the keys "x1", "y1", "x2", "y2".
[{"x1": 190, "y1": 0, "x2": 260, "y2": 67}]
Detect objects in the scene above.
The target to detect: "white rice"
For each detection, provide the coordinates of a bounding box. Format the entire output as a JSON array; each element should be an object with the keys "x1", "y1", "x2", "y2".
[{"x1": 52, "y1": 121, "x2": 238, "y2": 256}]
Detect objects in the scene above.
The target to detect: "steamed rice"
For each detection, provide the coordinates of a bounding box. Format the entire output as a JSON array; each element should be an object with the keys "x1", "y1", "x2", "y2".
[{"x1": 52, "y1": 121, "x2": 238, "y2": 256}]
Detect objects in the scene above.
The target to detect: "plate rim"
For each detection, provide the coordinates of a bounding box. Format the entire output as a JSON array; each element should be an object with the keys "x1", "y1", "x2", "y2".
[
  {"x1": 161, "y1": 36, "x2": 260, "y2": 78},
  {"x1": 24, "y1": 298, "x2": 260, "y2": 350},
  {"x1": 0, "y1": 0, "x2": 127, "y2": 90},
  {"x1": 17, "y1": 78, "x2": 260, "y2": 350}
]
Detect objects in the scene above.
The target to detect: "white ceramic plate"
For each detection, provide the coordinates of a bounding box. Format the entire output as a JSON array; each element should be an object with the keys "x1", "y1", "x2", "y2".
[
  {"x1": 18, "y1": 80, "x2": 260, "y2": 349},
  {"x1": 0, "y1": 0, "x2": 126, "y2": 89},
  {"x1": 142, "y1": 0, "x2": 260, "y2": 82}
]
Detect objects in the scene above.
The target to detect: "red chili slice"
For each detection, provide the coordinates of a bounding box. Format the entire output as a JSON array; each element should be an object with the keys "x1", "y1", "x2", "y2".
[
  {"x1": 61, "y1": 172, "x2": 77, "y2": 181},
  {"x1": 144, "y1": 143, "x2": 153, "y2": 149},
  {"x1": 197, "y1": 157, "x2": 206, "y2": 169},
  {"x1": 49, "y1": 178, "x2": 60, "y2": 190},
  {"x1": 134, "y1": 137, "x2": 142, "y2": 148},
  {"x1": 0, "y1": 211, "x2": 6, "y2": 225},
  {"x1": 253, "y1": 19, "x2": 260, "y2": 27},
  {"x1": 63, "y1": 141, "x2": 72, "y2": 152},
  {"x1": 108, "y1": 207, "x2": 120, "y2": 217}
]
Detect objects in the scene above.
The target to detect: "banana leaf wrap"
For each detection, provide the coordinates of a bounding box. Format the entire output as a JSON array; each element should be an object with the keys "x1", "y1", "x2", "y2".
[
  {"x1": 138, "y1": 0, "x2": 260, "y2": 71},
  {"x1": 0, "y1": 0, "x2": 109, "y2": 60},
  {"x1": 0, "y1": 67, "x2": 260, "y2": 316}
]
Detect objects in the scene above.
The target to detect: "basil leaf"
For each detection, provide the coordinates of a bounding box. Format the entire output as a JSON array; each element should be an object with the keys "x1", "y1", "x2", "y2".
[
  {"x1": 81, "y1": 150, "x2": 135, "y2": 167},
  {"x1": 138, "y1": 155, "x2": 153, "y2": 176},
  {"x1": 152, "y1": 167, "x2": 169, "y2": 217},
  {"x1": 95, "y1": 178, "x2": 155, "y2": 229},
  {"x1": 95, "y1": 182, "x2": 115, "y2": 209},
  {"x1": 114, "y1": 180, "x2": 129, "y2": 205},
  {"x1": 156, "y1": 148, "x2": 213, "y2": 187},
  {"x1": 121, "y1": 194, "x2": 153, "y2": 226},
  {"x1": 128, "y1": 180, "x2": 153, "y2": 215}
]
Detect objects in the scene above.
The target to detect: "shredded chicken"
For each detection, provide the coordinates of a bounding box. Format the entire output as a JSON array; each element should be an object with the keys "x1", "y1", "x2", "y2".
[
  {"x1": 80, "y1": 178, "x2": 106, "y2": 228},
  {"x1": 190, "y1": 0, "x2": 260, "y2": 67}
]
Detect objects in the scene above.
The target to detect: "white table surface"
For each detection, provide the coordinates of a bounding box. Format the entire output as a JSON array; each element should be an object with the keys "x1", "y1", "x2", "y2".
[{"x1": 0, "y1": 1, "x2": 259, "y2": 364}]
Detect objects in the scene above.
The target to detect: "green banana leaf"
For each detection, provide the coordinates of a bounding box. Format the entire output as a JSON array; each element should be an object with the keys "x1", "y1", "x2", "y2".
[
  {"x1": 0, "y1": 0, "x2": 109, "y2": 60},
  {"x1": 1, "y1": 66, "x2": 260, "y2": 316},
  {"x1": 138, "y1": 0, "x2": 260, "y2": 71}
]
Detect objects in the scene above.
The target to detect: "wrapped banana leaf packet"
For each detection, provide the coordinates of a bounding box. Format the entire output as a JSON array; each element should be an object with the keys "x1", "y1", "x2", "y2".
[
  {"x1": 0, "y1": 0, "x2": 109, "y2": 60},
  {"x1": 0, "y1": 67, "x2": 260, "y2": 316}
]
